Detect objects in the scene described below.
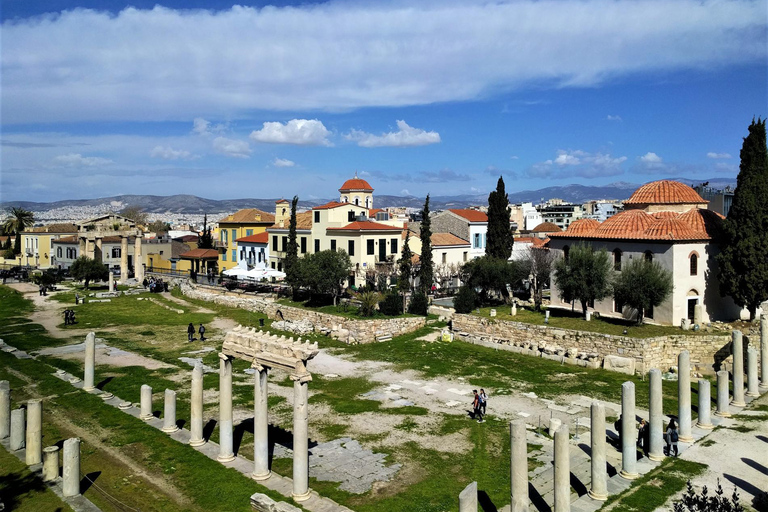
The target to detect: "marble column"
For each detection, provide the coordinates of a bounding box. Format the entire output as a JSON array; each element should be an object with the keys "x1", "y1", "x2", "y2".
[
  {"x1": 253, "y1": 366, "x2": 271, "y2": 480},
  {"x1": 134, "y1": 236, "x2": 144, "y2": 283},
  {"x1": 715, "y1": 370, "x2": 731, "y2": 418},
  {"x1": 108, "y1": 271, "x2": 114, "y2": 292},
  {"x1": 162, "y1": 389, "x2": 179, "y2": 433},
  {"x1": 459, "y1": 481, "x2": 478, "y2": 512},
  {"x1": 588, "y1": 402, "x2": 608, "y2": 500},
  {"x1": 678, "y1": 351, "x2": 693, "y2": 443},
  {"x1": 83, "y1": 332, "x2": 96, "y2": 391},
  {"x1": 62, "y1": 438, "x2": 81, "y2": 497},
  {"x1": 0, "y1": 381, "x2": 10, "y2": 439},
  {"x1": 78, "y1": 237, "x2": 87, "y2": 257},
  {"x1": 189, "y1": 364, "x2": 205, "y2": 446},
  {"x1": 43, "y1": 446, "x2": 60, "y2": 482},
  {"x1": 747, "y1": 348, "x2": 759, "y2": 397},
  {"x1": 696, "y1": 379, "x2": 714, "y2": 429},
  {"x1": 140, "y1": 384, "x2": 154, "y2": 420},
  {"x1": 86, "y1": 239, "x2": 95, "y2": 259},
  {"x1": 510, "y1": 419, "x2": 529, "y2": 511},
  {"x1": 554, "y1": 424, "x2": 570, "y2": 512},
  {"x1": 94, "y1": 237, "x2": 103, "y2": 262},
  {"x1": 648, "y1": 369, "x2": 664, "y2": 461},
  {"x1": 217, "y1": 354, "x2": 235, "y2": 462},
  {"x1": 120, "y1": 236, "x2": 129, "y2": 283},
  {"x1": 731, "y1": 330, "x2": 746, "y2": 406},
  {"x1": 761, "y1": 315, "x2": 768, "y2": 390},
  {"x1": 620, "y1": 382, "x2": 638, "y2": 480},
  {"x1": 10, "y1": 408, "x2": 25, "y2": 451},
  {"x1": 26, "y1": 399, "x2": 42, "y2": 465},
  {"x1": 292, "y1": 376, "x2": 310, "y2": 502}
]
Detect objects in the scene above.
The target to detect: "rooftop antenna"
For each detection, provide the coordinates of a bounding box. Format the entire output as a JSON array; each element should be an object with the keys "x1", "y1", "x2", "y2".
[{"x1": 354, "y1": 170, "x2": 358, "y2": 179}]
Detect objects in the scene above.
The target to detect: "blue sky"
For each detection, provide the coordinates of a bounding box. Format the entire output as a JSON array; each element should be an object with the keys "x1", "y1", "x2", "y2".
[{"x1": 1, "y1": 0, "x2": 766, "y2": 202}]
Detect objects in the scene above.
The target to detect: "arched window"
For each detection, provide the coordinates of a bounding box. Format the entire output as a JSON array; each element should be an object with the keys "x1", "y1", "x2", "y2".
[
  {"x1": 613, "y1": 249, "x2": 623, "y2": 271},
  {"x1": 563, "y1": 245, "x2": 570, "y2": 262},
  {"x1": 365, "y1": 197, "x2": 371, "y2": 208},
  {"x1": 57, "y1": 247, "x2": 62, "y2": 258},
  {"x1": 690, "y1": 253, "x2": 698, "y2": 276},
  {"x1": 644, "y1": 250, "x2": 653, "y2": 262},
  {"x1": 342, "y1": 196, "x2": 348, "y2": 203},
  {"x1": 354, "y1": 197, "x2": 359, "y2": 206}
]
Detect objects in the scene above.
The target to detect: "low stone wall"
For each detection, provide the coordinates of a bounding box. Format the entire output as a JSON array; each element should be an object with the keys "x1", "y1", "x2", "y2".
[
  {"x1": 451, "y1": 313, "x2": 736, "y2": 375},
  {"x1": 180, "y1": 281, "x2": 425, "y2": 344}
]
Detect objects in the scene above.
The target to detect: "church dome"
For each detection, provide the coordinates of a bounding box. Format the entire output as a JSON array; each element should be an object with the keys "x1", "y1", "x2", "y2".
[
  {"x1": 339, "y1": 178, "x2": 374, "y2": 192},
  {"x1": 564, "y1": 218, "x2": 599, "y2": 235},
  {"x1": 591, "y1": 209, "x2": 654, "y2": 238},
  {"x1": 624, "y1": 180, "x2": 707, "y2": 207},
  {"x1": 677, "y1": 208, "x2": 725, "y2": 239},
  {"x1": 643, "y1": 218, "x2": 700, "y2": 240},
  {"x1": 531, "y1": 221, "x2": 562, "y2": 233}
]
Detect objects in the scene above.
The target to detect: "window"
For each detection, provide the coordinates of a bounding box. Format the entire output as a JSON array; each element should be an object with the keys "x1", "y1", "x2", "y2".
[
  {"x1": 271, "y1": 261, "x2": 275, "y2": 269},
  {"x1": 348, "y1": 211, "x2": 356, "y2": 222},
  {"x1": 231, "y1": 249, "x2": 236, "y2": 262},
  {"x1": 112, "y1": 247, "x2": 121, "y2": 258},
  {"x1": 240, "y1": 248, "x2": 245, "y2": 260},
  {"x1": 367, "y1": 239, "x2": 375, "y2": 255},
  {"x1": 272, "y1": 236, "x2": 278, "y2": 251},
  {"x1": 330, "y1": 239, "x2": 336, "y2": 252},
  {"x1": 314, "y1": 239, "x2": 320, "y2": 253},
  {"x1": 57, "y1": 247, "x2": 62, "y2": 258},
  {"x1": 171, "y1": 261, "x2": 177, "y2": 270},
  {"x1": 614, "y1": 300, "x2": 622, "y2": 313},
  {"x1": 463, "y1": 251, "x2": 468, "y2": 262},
  {"x1": 473, "y1": 233, "x2": 481, "y2": 248},
  {"x1": 644, "y1": 251, "x2": 653, "y2": 262},
  {"x1": 231, "y1": 229, "x2": 236, "y2": 242},
  {"x1": 354, "y1": 197, "x2": 359, "y2": 206},
  {"x1": 391, "y1": 238, "x2": 398, "y2": 254},
  {"x1": 690, "y1": 253, "x2": 698, "y2": 276},
  {"x1": 442, "y1": 252, "x2": 447, "y2": 264},
  {"x1": 314, "y1": 211, "x2": 320, "y2": 223},
  {"x1": 221, "y1": 230, "x2": 227, "y2": 243},
  {"x1": 222, "y1": 252, "x2": 227, "y2": 261},
  {"x1": 246, "y1": 229, "x2": 253, "y2": 237},
  {"x1": 300, "y1": 237, "x2": 307, "y2": 254},
  {"x1": 348, "y1": 240, "x2": 355, "y2": 256},
  {"x1": 613, "y1": 249, "x2": 622, "y2": 271},
  {"x1": 281, "y1": 236, "x2": 287, "y2": 252},
  {"x1": 646, "y1": 305, "x2": 654, "y2": 319},
  {"x1": 278, "y1": 262, "x2": 282, "y2": 271}
]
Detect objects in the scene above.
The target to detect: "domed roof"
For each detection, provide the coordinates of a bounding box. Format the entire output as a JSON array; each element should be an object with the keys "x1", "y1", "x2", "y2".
[
  {"x1": 651, "y1": 211, "x2": 679, "y2": 220},
  {"x1": 531, "y1": 221, "x2": 562, "y2": 233},
  {"x1": 677, "y1": 208, "x2": 725, "y2": 239},
  {"x1": 339, "y1": 178, "x2": 374, "y2": 192},
  {"x1": 624, "y1": 180, "x2": 707, "y2": 206},
  {"x1": 591, "y1": 209, "x2": 655, "y2": 238},
  {"x1": 565, "y1": 218, "x2": 600, "y2": 235},
  {"x1": 643, "y1": 218, "x2": 700, "y2": 240}
]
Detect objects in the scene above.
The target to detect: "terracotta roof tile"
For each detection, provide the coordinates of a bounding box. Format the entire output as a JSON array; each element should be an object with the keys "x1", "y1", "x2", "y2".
[
  {"x1": 563, "y1": 219, "x2": 598, "y2": 235},
  {"x1": 431, "y1": 233, "x2": 470, "y2": 247},
  {"x1": 642, "y1": 218, "x2": 700, "y2": 240},
  {"x1": 52, "y1": 236, "x2": 79, "y2": 244},
  {"x1": 677, "y1": 208, "x2": 725, "y2": 238},
  {"x1": 267, "y1": 211, "x2": 313, "y2": 230},
  {"x1": 312, "y1": 201, "x2": 347, "y2": 210},
  {"x1": 339, "y1": 178, "x2": 374, "y2": 191},
  {"x1": 449, "y1": 209, "x2": 488, "y2": 222},
  {"x1": 236, "y1": 232, "x2": 269, "y2": 243},
  {"x1": 218, "y1": 208, "x2": 275, "y2": 224},
  {"x1": 531, "y1": 221, "x2": 562, "y2": 233},
  {"x1": 24, "y1": 223, "x2": 78, "y2": 234},
  {"x1": 624, "y1": 180, "x2": 707, "y2": 206},
  {"x1": 327, "y1": 221, "x2": 402, "y2": 232},
  {"x1": 179, "y1": 248, "x2": 220, "y2": 259}
]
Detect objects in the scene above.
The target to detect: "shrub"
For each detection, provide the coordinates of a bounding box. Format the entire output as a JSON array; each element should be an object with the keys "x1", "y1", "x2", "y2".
[
  {"x1": 453, "y1": 285, "x2": 477, "y2": 314},
  {"x1": 408, "y1": 291, "x2": 429, "y2": 316},
  {"x1": 673, "y1": 480, "x2": 744, "y2": 512},
  {"x1": 357, "y1": 291, "x2": 381, "y2": 317},
  {"x1": 379, "y1": 290, "x2": 403, "y2": 316}
]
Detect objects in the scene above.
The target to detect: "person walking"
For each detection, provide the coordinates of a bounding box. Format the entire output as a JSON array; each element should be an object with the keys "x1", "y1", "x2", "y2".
[
  {"x1": 666, "y1": 419, "x2": 679, "y2": 457},
  {"x1": 187, "y1": 322, "x2": 195, "y2": 342},
  {"x1": 479, "y1": 389, "x2": 488, "y2": 417},
  {"x1": 638, "y1": 419, "x2": 649, "y2": 456},
  {"x1": 472, "y1": 390, "x2": 484, "y2": 423},
  {"x1": 63, "y1": 309, "x2": 70, "y2": 325},
  {"x1": 198, "y1": 323, "x2": 206, "y2": 342}
]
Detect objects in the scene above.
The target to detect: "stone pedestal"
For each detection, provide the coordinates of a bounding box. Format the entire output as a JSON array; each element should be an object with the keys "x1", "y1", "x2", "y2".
[
  {"x1": 510, "y1": 419, "x2": 529, "y2": 511},
  {"x1": 134, "y1": 237, "x2": 144, "y2": 283},
  {"x1": 217, "y1": 354, "x2": 235, "y2": 462},
  {"x1": 10, "y1": 408, "x2": 25, "y2": 451},
  {"x1": 291, "y1": 378, "x2": 310, "y2": 502},
  {"x1": 459, "y1": 481, "x2": 478, "y2": 512},
  {"x1": 108, "y1": 271, "x2": 114, "y2": 292},
  {"x1": 0, "y1": 381, "x2": 10, "y2": 439},
  {"x1": 715, "y1": 370, "x2": 731, "y2": 417},
  {"x1": 554, "y1": 424, "x2": 570, "y2": 512},
  {"x1": 140, "y1": 384, "x2": 153, "y2": 420},
  {"x1": 253, "y1": 367, "x2": 271, "y2": 481},
  {"x1": 84, "y1": 332, "x2": 96, "y2": 391},
  {"x1": 25, "y1": 399, "x2": 43, "y2": 465},
  {"x1": 620, "y1": 382, "x2": 638, "y2": 480},
  {"x1": 189, "y1": 364, "x2": 205, "y2": 446},
  {"x1": 120, "y1": 236, "x2": 129, "y2": 283},
  {"x1": 162, "y1": 389, "x2": 179, "y2": 433},
  {"x1": 731, "y1": 330, "x2": 746, "y2": 406},
  {"x1": 693, "y1": 304, "x2": 703, "y2": 326},
  {"x1": 588, "y1": 402, "x2": 608, "y2": 500},
  {"x1": 678, "y1": 351, "x2": 693, "y2": 442},
  {"x1": 746, "y1": 348, "x2": 759, "y2": 397},
  {"x1": 43, "y1": 446, "x2": 60, "y2": 482},
  {"x1": 696, "y1": 379, "x2": 713, "y2": 429},
  {"x1": 760, "y1": 315, "x2": 768, "y2": 390},
  {"x1": 648, "y1": 369, "x2": 664, "y2": 461},
  {"x1": 62, "y1": 438, "x2": 81, "y2": 497}
]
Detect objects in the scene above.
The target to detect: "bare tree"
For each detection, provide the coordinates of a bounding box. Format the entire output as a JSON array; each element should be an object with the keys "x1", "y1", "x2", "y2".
[
  {"x1": 433, "y1": 262, "x2": 460, "y2": 290},
  {"x1": 520, "y1": 246, "x2": 555, "y2": 310}
]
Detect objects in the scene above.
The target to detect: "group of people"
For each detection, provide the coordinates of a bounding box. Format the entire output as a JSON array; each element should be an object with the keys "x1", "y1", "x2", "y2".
[
  {"x1": 63, "y1": 308, "x2": 77, "y2": 325},
  {"x1": 143, "y1": 277, "x2": 168, "y2": 293},
  {"x1": 471, "y1": 389, "x2": 488, "y2": 423},
  {"x1": 617, "y1": 416, "x2": 680, "y2": 457},
  {"x1": 187, "y1": 322, "x2": 206, "y2": 342}
]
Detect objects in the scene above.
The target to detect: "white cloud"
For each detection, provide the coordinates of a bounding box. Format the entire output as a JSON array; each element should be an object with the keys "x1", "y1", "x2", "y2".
[
  {"x1": 273, "y1": 158, "x2": 295, "y2": 167},
  {"x1": 192, "y1": 118, "x2": 211, "y2": 135},
  {"x1": 606, "y1": 115, "x2": 623, "y2": 121},
  {"x1": 345, "y1": 120, "x2": 441, "y2": 148},
  {"x1": 530, "y1": 149, "x2": 626, "y2": 178},
  {"x1": 510, "y1": 155, "x2": 519, "y2": 160},
  {"x1": 53, "y1": 153, "x2": 113, "y2": 167},
  {"x1": 400, "y1": 189, "x2": 411, "y2": 196},
  {"x1": 150, "y1": 145, "x2": 195, "y2": 160},
  {"x1": 212, "y1": 137, "x2": 251, "y2": 158},
  {"x1": 2, "y1": 1, "x2": 764, "y2": 123},
  {"x1": 640, "y1": 152, "x2": 663, "y2": 163},
  {"x1": 707, "y1": 152, "x2": 732, "y2": 159},
  {"x1": 250, "y1": 119, "x2": 331, "y2": 146}
]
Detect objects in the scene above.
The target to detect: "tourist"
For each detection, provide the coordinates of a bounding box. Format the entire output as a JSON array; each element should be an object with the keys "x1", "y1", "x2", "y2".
[
  {"x1": 187, "y1": 322, "x2": 195, "y2": 342},
  {"x1": 63, "y1": 309, "x2": 69, "y2": 325},
  {"x1": 472, "y1": 390, "x2": 484, "y2": 423},
  {"x1": 638, "y1": 419, "x2": 649, "y2": 455},
  {"x1": 198, "y1": 323, "x2": 206, "y2": 342},
  {"x1": 666, "y1": 419, "x2": 679, "y2": 457},
  {"x1": 74, "y1": 292, "x2": 79, "y2": 304},
  {"x1": 479, "y1": 389, "x2": 488, "y2": 416}
]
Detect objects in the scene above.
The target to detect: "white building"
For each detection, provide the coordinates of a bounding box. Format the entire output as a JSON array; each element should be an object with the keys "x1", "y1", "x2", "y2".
[{"x1": 235, "y1": 232, "x2": 270, "y2": 270}]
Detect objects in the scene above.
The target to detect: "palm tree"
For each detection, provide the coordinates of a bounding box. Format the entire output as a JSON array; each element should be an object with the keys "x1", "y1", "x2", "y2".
[{"x1": 2, "y1": 207, "x2": 35, "y2": 256}]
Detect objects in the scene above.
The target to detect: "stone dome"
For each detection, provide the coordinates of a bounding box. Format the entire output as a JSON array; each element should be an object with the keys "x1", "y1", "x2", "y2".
[{"x1": 624, "y1": 180, "x2": 707, "y2": 207}]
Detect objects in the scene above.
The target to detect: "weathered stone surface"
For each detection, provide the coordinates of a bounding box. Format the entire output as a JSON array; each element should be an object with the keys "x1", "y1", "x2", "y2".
[{"x1": 603, "y1": 355, "x2": 636, "y2": 375}]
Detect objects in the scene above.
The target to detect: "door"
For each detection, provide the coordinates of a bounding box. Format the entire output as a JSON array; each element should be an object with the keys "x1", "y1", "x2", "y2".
[
  {"x1": 378, "y1": 239, "x2": 386, "y2": 261},
  {"x1": 687, "y1": 298, "x2": 698, "y2": 320}
]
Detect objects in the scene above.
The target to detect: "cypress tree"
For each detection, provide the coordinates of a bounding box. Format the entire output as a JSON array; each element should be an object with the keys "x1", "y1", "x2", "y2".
[
  {"x1": 285, "y1": 196, "x2": 300, "y2": 295},
  {"x1": 398, "y1": 230, "x2": 413, "y2": 293},
  {"x1": 717, "y1": 118, "x2": 768, "y2": 318},
  {"x1": 198, "y1": 214, "x2": 214, "y2": 249},
  {"x1": 486, "y1": 176, "x2": 514, "y2": 259},
  {"x1": 417, "y1": 195, "x2": 433, "y2": 293}
]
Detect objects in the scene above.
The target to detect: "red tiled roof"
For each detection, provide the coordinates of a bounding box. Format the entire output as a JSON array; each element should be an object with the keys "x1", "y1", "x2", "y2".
[
  {"x1": 531, "y1": 221, "x2": 562, "y2": 233},
  {"x1": 677, "y1": 208, "x2": 725, "y2": 238},
  {"x1": 218, "y1": 209, "x2": 275, "y2": 224},
  {"x1": 431, "y1": 233, "x2": 470, "y2": 247},
  {"x1": 236, "y1": 232, "x2": 269, "y2": 243},
  {"x1": 175, "y1": 235, "x2": 199, "y2": 242},
  {"x1": 651, "y1": 211, "x2": 678, "y2": 220},
  {"x1": 368, "y1": 208, "x2": 384, "y2": 217},
  {"x1": 590, "y1": 210, "x2": 654, "y2": 238},
  {"x1": 275, "y1": 199, "x2": 289, "y2": 204},
  {"x1": 23, "y1": 223, "x2": 78, "y2": 234},
  {"x1": 312, "y1": 201, "x2": 347, "y2": 210},
  {"x1": 449, "y1": 209, "x2": 488, "y2": 222},
  {"x1": 642, "y1": 218, "x2": 700, "y2": 240},
  {"x1": 179, "y1": 248, "x2": 220, "y2": 259},
  {"x1": 268, "y1": 211, "x2": 313, "y2": 230},
  {"x1": 624, "y1": 180, "x2": 707, "y2": 206},
  {"x1": 339, "y1": 178, "x2": 374, "y2": 192},
  {"x1": 327, "y1": 221, "x2": 402, "y2": 232},
  {"x1": 515, "y1": 236, "x2": 548, "y2": 247},
  {"x1": 52, "y1": 236, "x2": 78, "y2": 244},
  {"x1": 564, "y1": 219, "x2": 599, "y2": 235}
]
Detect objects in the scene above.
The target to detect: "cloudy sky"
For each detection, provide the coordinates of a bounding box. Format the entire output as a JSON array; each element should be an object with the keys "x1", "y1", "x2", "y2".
[{"x1": 1, "y1": 0, "x2": 766, "y2": 202}]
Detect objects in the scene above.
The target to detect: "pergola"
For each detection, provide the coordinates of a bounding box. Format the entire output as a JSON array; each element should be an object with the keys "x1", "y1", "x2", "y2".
[{"x1": 178, "y1": 248, "x2": 219, "y2": 275}]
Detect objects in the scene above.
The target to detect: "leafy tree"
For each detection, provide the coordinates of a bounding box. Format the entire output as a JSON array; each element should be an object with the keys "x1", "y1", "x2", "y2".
[
  {"x1": 69, "y1": 256, "x2": 109, "y2": 289},
  {"x1": 297, "y1": 250, "x2": 351, "y2": 305},
  {"x1": 519, "y1": 246, "x2": 555, "y2": 311},
  {"x1": 417, "y1": 195, "x2": 433, "y2": 293},
  {"x1": 2, "y1": 207, "x2": 34, "y2": 255},
  {"x1": 198, "y1": 214, "x2": 214, "y2": 249},
  {"x1": 486, "y1": 176, "x2": 515, "y2": 259},
  {"x1": 147, "y1": 220, "x2": 171, "y2": 233},
  {"x1": 673, "y1": 480, "x2": 743, "y2": 512},
  {"x1": 120, "y1": 205, "x2": 148, "y2": 227},
  {"x1": 379, "y1": 290, "x2": 403, "y2": 316},
  {"x1": 612, "y1": 258, "x2": 673, "y2": 324},
  {"x1": 32, "y1": 268, "x2": 64, "y2": 289},
  {"x1": 357, "y1": 290, "x2": 381, "y2": 317},
  {"x1": 461, "y1": 255, "x2": 521, "y2": 304},
  {"x1": 717, "y1": 118, "x2": 768, "y2": 319},
  {"x1": 408, "y1": 291, "x2": 429, "y2": 315},
  {"x1": 553, "y1": 243, "x2": 613, "y2": 317},
  {"x1": 453, "y1": 284, "x2": 477, "y2": 314},
  {"x1": 284, "y1": 196, "x2": 300, "y2": 296}
]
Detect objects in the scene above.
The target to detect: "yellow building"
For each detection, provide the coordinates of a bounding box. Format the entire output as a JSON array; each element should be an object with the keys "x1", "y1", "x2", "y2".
[
  {"x1": 214, "y1": 209, "x2": 275, "y2": 270},
  {"x1": 143, "y1": 236, "x2": 195, "y2": 275},
  {"x1": 19, "y1": 223, "x2": 78, "y2": 268}
]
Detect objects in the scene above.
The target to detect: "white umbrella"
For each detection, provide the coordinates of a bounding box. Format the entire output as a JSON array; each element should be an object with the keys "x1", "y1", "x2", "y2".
[{"x1": 223, "y1": 267, "x2": 250, "y2": 278}]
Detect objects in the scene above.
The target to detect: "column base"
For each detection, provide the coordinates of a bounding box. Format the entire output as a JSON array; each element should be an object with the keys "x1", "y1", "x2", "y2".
[
  {"x1": 217, "y1": 453, "x2": 235, "y2": 463},
  {"x1": 746, "y1": 391, "x2": 759, "y2": 397},
  {"x1": 140, "y1": 414, "x2": 154, "y2": 421},
  {"x1": 252, "y1": 470, "x2": 271, "y2": 481},
  {"x1": 648, "y1": 453, "x2": 665, "y2": 462},
  {"x1": 161, "y1": 426, "x2": 179, "y2": 433},
  {"x1": 100, "y1": 393, "x2": 114, "y2": 400},
  {"x1": 730, "y1": 400, "x2": 746, "y2": 407},
  {"x1": 292, "y1": 490, "x2": 311, "y2": 502},
  {"x1": 588, "y1": 490, "x2": 608, "y2": 501},
  {"x1": 82, "y1": 386, "x2": 95, "y2": 392},
  {"x1": 759, "y1": 384, "x2": 768, "y2": 391},
  {"x1": 696, "y1": 422, "x2": 714, "y2": 429},
  {"x1": 619, "y1": 470, "x2": 639, "y2": 480},
  {"x1": 189, "y1": 438, "x2": 206, "y2": 447},
  {"x1": 678, "y1": 436, "x2": 694, "y2": 443},
  {"x1": 714, "y1": 411, "x2": 731, "y2": 418}
]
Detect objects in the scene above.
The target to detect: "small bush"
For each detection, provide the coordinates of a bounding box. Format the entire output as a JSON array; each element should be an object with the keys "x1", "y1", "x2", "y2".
[
  {"x1": 453, "y1": 285, "x2": 477, "y2": 314},
  {"x1": 673, "y1": 480, "x2": 744, "y2": 512},
  {"x1": 379, "y1": 291, "x2": 403, "y2": 316},
  {"x1": 408, "y1": 291, "x2": 429, "y2": 316},
  {"x1": 357, "y1": 291, "x2": 381, "y2": 317}
]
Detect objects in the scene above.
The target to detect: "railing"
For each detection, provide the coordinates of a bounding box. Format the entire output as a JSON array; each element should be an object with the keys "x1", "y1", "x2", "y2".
[{"x1": 146, "y1": 267, "x2": 191, "y2": 278}]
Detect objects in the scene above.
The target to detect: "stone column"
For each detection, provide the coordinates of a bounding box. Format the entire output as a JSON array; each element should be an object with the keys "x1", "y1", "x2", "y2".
[
  {"x1": 253, "y1": 366, "x2": 271, "y2": 480},
  {"x1": 10, "y1": 408, "x2": 25, "y2": 451},
  {"x1": 94, "y1": 237, "x2": 103, "y2": 262},
  {"x1": 120, "y1": 236, "x2": 129, "y2": 283},
  {"x1": 0, "y1": 381, "x2": 10, "y2": 439},
  {"x1": 83, "y1": 332, "x2": 96, "y2": 391},
  {"x1": 715, "y1": 370, "x2": 731, "y2": 417},
  {"x1": 108, "y1": 271, "x2": 114, "y2": 292},
  {"x1": 25, "y1": 399, "x2": 42, "y2": 465},
  {"x1": 648, "y1": 369, "x2": 664, "y2": 461},
  {"x1": 291, "y1": 376, "x2": 310, "y2": 502},
  {"x1": 86, "y1": 238, "x2": 95, "y2": 259},
  {"x1": 510, "y1": 419, "x2": 529, "y2": 511},
  {"x1": 140, "y1": 384, "x2": 154, "y2": 420},
  {"x1": 78, "y1": 237, "x2": 86, "y2": 257},
  {"x1": 189, "y1": 364, "x2": 205, "y2": 446},
  {"x1": 678, "y1": 351, "x2": 693, "y2": 443},
  {"x1": 731, "y1": 330, "x2": 746, "y2": 406},
  {"x1": 761, "y1": 315, "x2": 768, "y2": 390},
  {"x1": 217, "y1": 354, "x2": 235, "y2": 462},
  {"x1": 135, "y1": 236, "x2": 144, "y2": 283},
  {"x1": 696, "y1": 379, "x2": 714, "y2": 429},
  {"x1": 43, "y1": 446, "x2": 60, "y2": 482},
  {"x1": 620, "y1": 382, "x2": 638, "y2": 480},
  {"x1": 62, "y1": 438, "x2": 81, "y2": 497},
  {"x1": 554, "y1": 424, "x2": 570, "y2": 512},
  {"x1": 747, "y1": 348, "x2": 759, "y2": 397},
  {"x1": 459, "y1": 481, "x2": 478, "y2": 512},
  {"x1": 588, "y1": 402, "x2": 608, "y2": 500},
  {"x1": 162, "y1": 389, "x2": 179, "y2": 433}
]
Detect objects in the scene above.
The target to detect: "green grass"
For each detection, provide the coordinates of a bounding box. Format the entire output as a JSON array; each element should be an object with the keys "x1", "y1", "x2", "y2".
[
  {"x1": 0, "y1": 322, "x2": 74, "y2": 352},
  {"x1": 0, "y1": 285, "x2": 34, "y2": 323},
  {"x1": 0, "y1": 447, "x2": 75, "y2": 512},
  {"x1": 277, "y1": 297, "x2": 418, "y2": 320},
  {"x1": 473, "y1": 306, "x2": 724, "y2": 339}
]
